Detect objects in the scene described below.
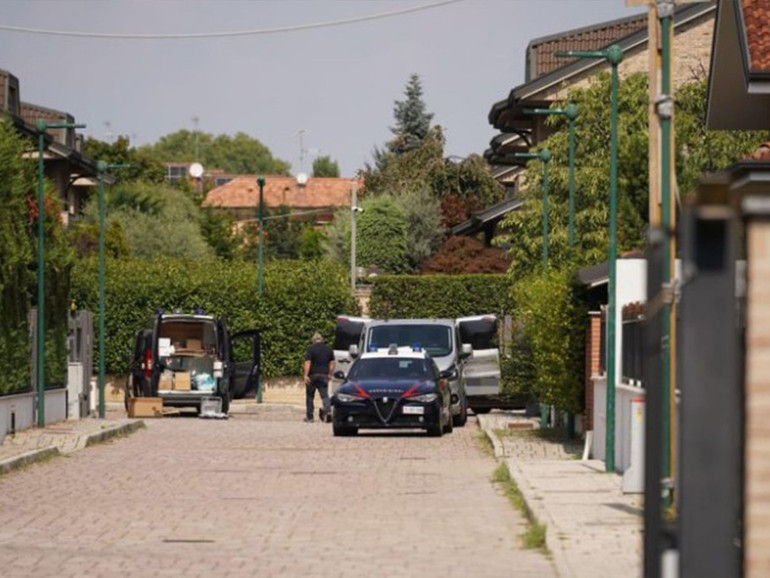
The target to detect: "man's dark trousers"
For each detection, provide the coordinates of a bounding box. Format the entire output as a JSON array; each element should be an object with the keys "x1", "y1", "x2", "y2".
[{"x1": 307, "y1": 375, "x2": 331, "y2": 420}]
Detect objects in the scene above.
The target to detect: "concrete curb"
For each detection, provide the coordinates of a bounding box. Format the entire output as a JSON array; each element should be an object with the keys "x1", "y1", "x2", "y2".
[
  {"x1": 82, "y1": 420, "x2": 146, "y2": 450},
  {"x1": 477, "y1": 416, "x2": 574, "y2": 578},
  {"x1": 0, "y1": 446, "x2": 61, "y2": 476}
]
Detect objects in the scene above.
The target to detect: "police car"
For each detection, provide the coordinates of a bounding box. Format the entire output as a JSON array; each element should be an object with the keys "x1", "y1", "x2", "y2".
[{"x1": 330, "y1": 345, "x2": 454, "y2": 437}]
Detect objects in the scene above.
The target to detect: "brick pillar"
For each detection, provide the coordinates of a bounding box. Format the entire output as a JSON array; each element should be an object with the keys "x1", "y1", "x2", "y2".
[
  {"x1": 745, "y1": 219, "x2": 770, "y2": 577},
  {"x1": 584, "y1": 312, "x2": 602, "y2": 431}
]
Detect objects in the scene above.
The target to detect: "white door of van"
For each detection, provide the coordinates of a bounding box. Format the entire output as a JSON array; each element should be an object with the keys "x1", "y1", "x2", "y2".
[
  {"x1": 331, "y1": 316, "x2": 368, "y2": 393},
  {"x1": 457, "y1": 315, "x2": 500, "y2": 396}
]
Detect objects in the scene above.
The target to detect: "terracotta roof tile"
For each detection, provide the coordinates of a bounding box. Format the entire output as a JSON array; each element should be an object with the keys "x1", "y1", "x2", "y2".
[
  {"x1": 203, "y1": 175, "x2": 361, "y2": 210},
  {"x1": 529, "y1": 14, "x2": 647, "y2": 79},
  {"x1": 743, "y1": 0, "x2": 770, "y2": 72}
]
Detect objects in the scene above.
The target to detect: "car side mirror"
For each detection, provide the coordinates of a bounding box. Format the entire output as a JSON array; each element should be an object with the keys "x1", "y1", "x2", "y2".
[
  {"x1": 333, "y1": 370, "x2": 345, "y2": 380},
  {"x1": 349, "y1": 344, "x2": 359, "y2": 358},
  {"x1": 460, "y1": 343, "x2": 473, "y2": 359}
]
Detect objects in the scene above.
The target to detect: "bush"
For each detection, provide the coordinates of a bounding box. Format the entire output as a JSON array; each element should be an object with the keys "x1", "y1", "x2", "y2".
[
  {"x1": 0, "y1": 120, "x2": 71, "y2": 395},
  {"x1": 369, "y1": 274, "x2": 512, "y2": 319},
  {"x1": 512, "y1": 267, "x2": 585, "y2": 412},
  {"x1": 421, "y1": 236, "x2": 511, "y2": 274},
  {"x1": 357, "y1": 196, "x2": 409, "y2": 274},
  {"x1": 71, "y1": 258, "x2": 356, "y2": 377}
]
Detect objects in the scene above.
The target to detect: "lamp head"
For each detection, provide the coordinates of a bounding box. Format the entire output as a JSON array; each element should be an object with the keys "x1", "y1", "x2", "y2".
[
  {"x1": 564, "y1": 103, "x2": 578, "y2": 121},
  {"x1": 539, "y1": 149, "x2": 552, "y2": 163},
  {"x1": 257, "y1": 176, "x2": 265, "y2": 187}
]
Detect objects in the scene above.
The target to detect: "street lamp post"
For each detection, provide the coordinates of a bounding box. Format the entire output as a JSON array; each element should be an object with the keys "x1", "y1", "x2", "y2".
[
  {"x1": 555, "y1": 44, "x2": 623, "y2": 473},
  {"x1": 35, "y1": 119, "x2": 85, "y2": 428},
  {"x1": 96, "y1": 161, "x2": 130, "y2": 419},
  {"x1": 511, "y1": 149, "x2": 552, "y2": 268},
  {"x1": 523, "y1": 104, "x2": 579, "y2": 255},
  {"x1": 257, "y1": 176, "x2": 266, "y2": 297}
]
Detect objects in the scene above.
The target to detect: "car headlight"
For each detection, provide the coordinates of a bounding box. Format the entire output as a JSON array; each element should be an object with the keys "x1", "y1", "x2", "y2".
[
  {"x1": 335, "y1": 393, "x2": 363, "y2": 403},
  {"x1": 409, "y1": 393, "x2": 438, "y2": 403}
]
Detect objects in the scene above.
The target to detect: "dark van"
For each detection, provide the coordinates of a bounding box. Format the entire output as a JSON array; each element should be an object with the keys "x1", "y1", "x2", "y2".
[{"x1": 126, "y1": 312, "x2": 260, "y2": 414}]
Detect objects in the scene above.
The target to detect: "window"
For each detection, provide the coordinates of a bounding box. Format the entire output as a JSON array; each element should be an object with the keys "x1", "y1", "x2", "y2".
[
  {"x1": 368, "y1": 325, "x2": 452, "y2": 357},
  {"x1": 348, "y1": 357, "x2": 431, "y2": 381}
]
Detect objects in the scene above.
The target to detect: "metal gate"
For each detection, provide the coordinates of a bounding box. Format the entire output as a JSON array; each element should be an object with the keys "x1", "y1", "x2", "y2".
[{"x1": 67, "y1": 311, "x2": 94, "y2": 419}]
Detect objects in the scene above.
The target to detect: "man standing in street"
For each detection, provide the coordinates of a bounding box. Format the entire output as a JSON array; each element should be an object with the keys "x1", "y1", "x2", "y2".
[{"x1": 303, "y1": 332, "x2": 335, "y2": 423}]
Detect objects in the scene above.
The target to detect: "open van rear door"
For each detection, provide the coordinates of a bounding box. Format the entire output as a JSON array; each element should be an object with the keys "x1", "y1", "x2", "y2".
[
  {"x1": 457, "y1": 315, "x2": 500, "y2": 397},
  {"x1": 230, "y1": 330, "x2": 261, "y2": 399},
  {"x1": 332, "y1": 316, "x2": 368, "y2": 392}
]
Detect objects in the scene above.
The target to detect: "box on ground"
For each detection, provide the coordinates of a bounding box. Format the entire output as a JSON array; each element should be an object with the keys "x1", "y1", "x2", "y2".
[{"x1": 129, "y1": 397, "x2": 163, "y2": 418}]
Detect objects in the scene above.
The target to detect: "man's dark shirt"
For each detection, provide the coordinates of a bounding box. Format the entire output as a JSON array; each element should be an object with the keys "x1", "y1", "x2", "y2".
[{"x1": 305, "y1": 342, "x2": 334, "y2": 376}]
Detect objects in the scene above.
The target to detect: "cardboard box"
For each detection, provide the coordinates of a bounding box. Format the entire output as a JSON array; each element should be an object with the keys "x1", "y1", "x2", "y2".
[
  {"x1": 159, "y1": 373, "x2": 174, "y2": 391},
  {"x1": 186, "y1": 339, "x2": 202, "y2": 351},
  {"x1": 174, "y1": 372, "x2": 192, "y2": 391},
  {"x1": 128, "y1": 397, "x2": 163, "y2": 418}
]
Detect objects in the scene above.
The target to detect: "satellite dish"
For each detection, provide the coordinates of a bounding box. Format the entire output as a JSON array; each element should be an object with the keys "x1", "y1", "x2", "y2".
[
  {"x1": 189, "y1": 162, "x2": 204, "y2": 178},
  {"x1": 296, "y1": 172, "x2": 308, "y2": 185}
]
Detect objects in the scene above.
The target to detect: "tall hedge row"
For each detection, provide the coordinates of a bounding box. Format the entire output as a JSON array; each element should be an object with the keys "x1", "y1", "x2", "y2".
[
  {"x1": 0, "y1": 120, "x2": 71, "y2": 396},
  {"x1": 71, "y1": 258, "x2": 355, "y2": 377},
  {"x1": 369, "y1": 274, "x2": 513, "y2": 319}
]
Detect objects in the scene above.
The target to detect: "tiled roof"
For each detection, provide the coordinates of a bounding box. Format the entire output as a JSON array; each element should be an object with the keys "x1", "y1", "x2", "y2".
[
  {"x1": 203, "y1": 176, "x2": 361, "y2": 210},
  {"x1": 743, "y1": 0, "x2": 770, "y2": 72},
  {"x1": 527, "y1": 13, "x2": 647, "y2": 80}
]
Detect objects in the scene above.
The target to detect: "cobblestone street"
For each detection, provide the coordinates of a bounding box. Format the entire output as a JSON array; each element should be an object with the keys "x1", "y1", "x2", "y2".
[{"x1": 0, "y1": 407, "x2": 555, "y2": 578}]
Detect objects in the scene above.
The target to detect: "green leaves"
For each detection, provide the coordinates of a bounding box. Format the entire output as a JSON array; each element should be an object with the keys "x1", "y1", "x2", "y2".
[
  {"x1": 512, "y1": 268, "x2": 585, "y2": 412},
  {"x1": 499, "y1": 74, "x2": 768, "y2": 279},
  {"x1": 369, "y1": 274, "x2": 513, "y2": 319},
  {"x1": 70, "y1": 258, "x2": 355, "y2": 377}
]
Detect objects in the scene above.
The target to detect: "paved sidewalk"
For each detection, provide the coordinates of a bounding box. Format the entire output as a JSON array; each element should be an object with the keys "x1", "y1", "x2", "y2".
[
  {"x1": 0, "y1": 417, "x2": 144, "y2": 475},
  {"x1": 479, "y1": 412, "x2": 642, "y2": 578}
]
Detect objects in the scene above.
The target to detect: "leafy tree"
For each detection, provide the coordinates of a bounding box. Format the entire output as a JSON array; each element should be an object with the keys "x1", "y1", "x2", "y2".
[
  {"x1": 513, "y1": 267, "x2": 585, "y2": 412},
  {"x1": 498, "y1": 74, "x2": 768, "y2": 279},
  {"x1": 421, "y1": 236, "x2": 510, "y2": 274},
  {"x1": 388, "y1": 73, "x2": 434, "y2": 155},
  {"x1": 139, "y1": 130, "x2": 291, "y2": 175},
  {"x1": 80, "y1": 181, "x2": 213, "y2": 260},
  {"x1": 200, "y1": 207, "x2": 241, "y2": 260},
  {"x1": 68, "y1": 220, "x2": 132, "y2": 259},
  {"x1": 312, "y1": 155, "x2": 340, "y2": 178},
  {"x1": 84, "y1": 136, "x2": 166, "y2": 183},
  {"x1": 298, "y1": 224, "x2": 324, "y2": 260},
  {"x1": 322, "y1": 206, "x2": 351, "y2": 267},
  {"x1": 0, "y1": 119, "x2": 35, "y2": 394},
  {"x1": 357, "y1": 196, "x2": 409, "y2": 274},
  {"x1": 393, "y1": 186, "x2": 443, "y2": 270}
]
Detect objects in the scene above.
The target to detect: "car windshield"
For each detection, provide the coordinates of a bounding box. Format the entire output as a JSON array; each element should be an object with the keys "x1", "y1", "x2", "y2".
[
  {"x1": 348, "y1": 357, "x2": 433, "y2": 381},
  {"x1": 367, "y1": 325, "x2": 452, "y2": 357}
]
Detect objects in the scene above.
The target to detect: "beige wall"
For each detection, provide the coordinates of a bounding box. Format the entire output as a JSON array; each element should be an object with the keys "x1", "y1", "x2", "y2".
[
  {"x1": 541, "y1": 17, "x2": 714, "y2": 102},
  {"x1": 745, "y1": 218, "x2": 770, "y2": 578}
]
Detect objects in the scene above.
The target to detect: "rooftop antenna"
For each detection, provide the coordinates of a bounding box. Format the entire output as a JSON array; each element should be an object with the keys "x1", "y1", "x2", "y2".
[
  {"x1": 192, "y1": 116, "x2": 200, "y2": 161},
  {"x1": 104, "y1": 121, "x2": 113, "y2": 144},
  {"x1": 296, "y1": 129, "x2": 308, "y2": 173}
]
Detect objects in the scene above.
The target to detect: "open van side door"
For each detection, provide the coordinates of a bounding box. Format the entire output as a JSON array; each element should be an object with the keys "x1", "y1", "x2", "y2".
[
  {"x1": 457, "y1": 315, "x2": 501, "y2": 397},
  {"x1": 230, "y1": 330, "x2": 261, "y2": 399},
  {"x1": 332, "y1": 316, "x2": 368, "y2": 392}
]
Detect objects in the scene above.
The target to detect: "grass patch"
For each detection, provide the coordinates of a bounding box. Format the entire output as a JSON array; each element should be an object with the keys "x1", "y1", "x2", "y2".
[
  {"x1": 523, "y1": 522, "x2": 547, "y2": 550},
  {"x1": 475, "y1": 430, "x2": 495, "y2": 457},
  {"x1": 490, "y1": 461, "x2": 549, "y2": 553}
]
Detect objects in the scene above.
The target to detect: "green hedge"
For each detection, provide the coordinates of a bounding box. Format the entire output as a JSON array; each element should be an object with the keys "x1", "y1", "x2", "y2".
[
  {"x1": 369, "y1": 274, "x2": 513, "y2": 319},
  {"x1": 71, "y1": 258, "x2": 355, "y2": 377},
  {"x1": 512, "y1": 267, "x2": 585, "y2": 413}
]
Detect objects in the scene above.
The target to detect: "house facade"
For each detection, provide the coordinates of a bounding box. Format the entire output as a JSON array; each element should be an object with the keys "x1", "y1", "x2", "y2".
[
  {"x1": 202, "y1": 175, "x2": 359, "y2": 226},
  {"x1": 1, "y1": 66, "x2": 98, "y2": 226}
]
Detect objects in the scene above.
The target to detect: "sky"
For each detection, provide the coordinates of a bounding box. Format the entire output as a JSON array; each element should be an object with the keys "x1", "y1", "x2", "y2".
[{"x1": 0, "y1": 0, "x2": 645, "y2": 177}]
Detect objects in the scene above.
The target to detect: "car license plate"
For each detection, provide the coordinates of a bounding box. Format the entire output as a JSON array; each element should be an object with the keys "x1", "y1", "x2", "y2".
[{"x1": 403, "y1": 406, "x2": 424, "y2": 415}]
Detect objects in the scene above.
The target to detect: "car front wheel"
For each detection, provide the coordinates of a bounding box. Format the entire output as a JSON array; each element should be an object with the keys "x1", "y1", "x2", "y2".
[{"x1": 452, "y1": 399, "x2": 468, "y2": 427}]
